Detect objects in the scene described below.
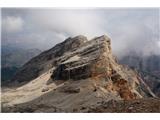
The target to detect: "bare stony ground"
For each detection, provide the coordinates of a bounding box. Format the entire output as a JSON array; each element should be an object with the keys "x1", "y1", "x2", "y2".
[
  {"x1": 2, "y1": 35, "x2": 159, "y2": 113},
  {"x1": 2, "y1": 98, "x2": 160, "y2": 113},
  {"x1": 1, "y1": 69, "x2": 55, "y2": 106},
  {"x1": 87, "y1": 98, "x2": 160, "y2": 113},
  {"x1": 1, "y1": 77, "x2": 160, "y2": 113}
]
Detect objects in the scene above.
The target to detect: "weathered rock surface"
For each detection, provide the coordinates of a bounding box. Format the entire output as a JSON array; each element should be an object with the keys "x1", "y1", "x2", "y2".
[
  {"x1": 2, "y1": 35, "x2": 157, "y2": 113},
  {"x1": 119, "y1": 54, "x2": 160, "y2": 97},
  {"x1": 11, "y1": 35, "x2": 88, "y2": 85},
  {"x1": 50, "y1": 35, "x2": 155, "y2": 100}
]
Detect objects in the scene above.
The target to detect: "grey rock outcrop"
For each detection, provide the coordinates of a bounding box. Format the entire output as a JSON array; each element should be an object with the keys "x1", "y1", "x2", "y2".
[
  {"x1": 52, "y1": 35, "x2": 111, "y2": 80},
  {"x1": 11, "y1": 35, "x2": 155, "y2": 100},
  {"x1": 119, "y1": 54, "x2": 160, "y2": 97},
  {"x1": 3, "y1": 35, "x2": 158, "y2": 113},
  {"x1": 11, "y1": 35, "x2": 88, "y2": 84}
]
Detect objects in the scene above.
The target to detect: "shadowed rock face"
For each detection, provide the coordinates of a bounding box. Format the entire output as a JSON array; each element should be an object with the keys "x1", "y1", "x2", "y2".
[
  {"x1": 119, "y1": 55, "x2": 160, "y2": 97},
  {"x1": 50, "y1": 35, "x2": 155, "y2": 100},
  {"x1": 52, "y1": 35, "x2": 111, "y2": 80},
  {"x1": 11, "y1": 35, "x2": 88, "y2": 84}
]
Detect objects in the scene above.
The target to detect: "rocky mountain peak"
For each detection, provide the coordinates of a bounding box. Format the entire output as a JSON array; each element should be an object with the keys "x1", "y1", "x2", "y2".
[
  {"x1": 64, "y1": 35, "x2": 88, "y2": 49},
  {"x1": 54, "y1": 35, "x2": 88, "y2": 56},
  {"x1": 93, "y1": 35, "x2": 110, "y2": 41},
  {"x1": 10, "y1": 35, "x2": 155, "y2": 100},
  {"x1": 72, "y1": 35, "x2": 88, "y2": 41},
  {"x1": 2, "y1": 35, "x2": 157, "y2": 112},
  {"x1": 50, "y1": 35, "x2": 155, "y2": 100}
]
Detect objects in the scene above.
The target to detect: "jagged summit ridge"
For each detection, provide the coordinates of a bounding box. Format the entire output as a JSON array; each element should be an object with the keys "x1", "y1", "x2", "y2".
[
  {"x1": 10, "y1": 35, "x2": 155, "y2": 100},
  {"x1": 52, "y1": 35, "x2": 112, "y2": 80},
  {"x1": 2, "y1": 35, "x2": 157, "y2": 112},
  {"x1": 11, "y1": 35, "x2": 109, "y2": 84}
]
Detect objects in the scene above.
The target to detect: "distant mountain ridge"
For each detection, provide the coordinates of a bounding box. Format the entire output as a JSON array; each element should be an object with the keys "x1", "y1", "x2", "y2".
[
  {"x1": 119, "y1": 54, "x2": 160, "y2": 97},
  {"x1": 1, "y1": 46, "x2": 41, "y2": 83},
  {"x1": 2, "y1": 46, "x2": 42, "y2": 68}
]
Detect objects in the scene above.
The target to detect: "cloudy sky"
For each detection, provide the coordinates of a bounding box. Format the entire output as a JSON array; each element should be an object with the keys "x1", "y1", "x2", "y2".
[{"x1": 1, "y1": 8, "x2": 160, "y2": 57}]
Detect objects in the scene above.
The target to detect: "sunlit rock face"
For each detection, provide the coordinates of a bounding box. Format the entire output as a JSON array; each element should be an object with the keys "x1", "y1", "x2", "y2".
[{"x1": 51, "y1": 35, "x2": 155, "y2": 100}]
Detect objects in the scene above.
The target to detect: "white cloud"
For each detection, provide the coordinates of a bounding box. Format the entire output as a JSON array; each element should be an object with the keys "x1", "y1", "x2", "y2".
[
  {"x1": 158, "y1": 41, "x2": 160, "y2": 48},
  {"x1": 28, "y1": 10, "x2": 105, "y2": 38},
  {"x1": 2, "y1": 9, "x2": 160, "y2": 57},
  {"x1": 2, "y1": 16, "x2": 24, "y2": 33}
]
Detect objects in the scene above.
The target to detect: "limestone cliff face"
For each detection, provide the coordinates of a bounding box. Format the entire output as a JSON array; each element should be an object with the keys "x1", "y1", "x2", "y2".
[
  {"x1": 11, "y1": 35, "x2": 155, "y2": 100},
  {"x1": 11, "y1": 35, "x2": 88, "y2": 84},
  {"x1": 50, "y1": 35, "x2": 155, "y2": 100},
  {"x1": 52, "y1": 35, "x2": 111, "y2": 80}
]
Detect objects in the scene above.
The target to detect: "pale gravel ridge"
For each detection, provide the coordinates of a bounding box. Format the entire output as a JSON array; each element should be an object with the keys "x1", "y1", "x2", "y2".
[{"x1": 2, "y1": 69, "x2": 56, "y2": 106}]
